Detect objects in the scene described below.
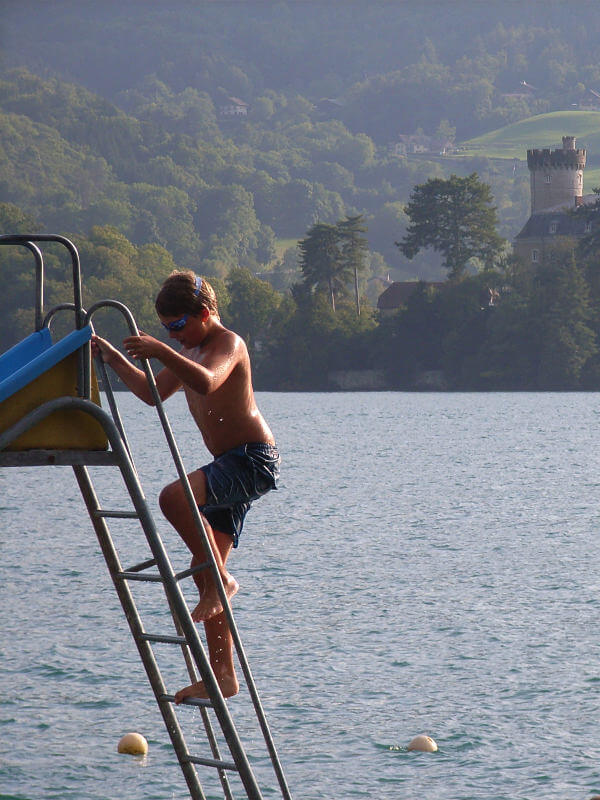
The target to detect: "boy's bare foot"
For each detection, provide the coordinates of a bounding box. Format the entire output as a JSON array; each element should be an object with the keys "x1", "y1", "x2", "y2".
[
  {"x1": 174, "y1": 672, "x2": 240, "y2": 703},
  {"x1": 191, "y1": 574, "x2": 239, "y2": 621}
]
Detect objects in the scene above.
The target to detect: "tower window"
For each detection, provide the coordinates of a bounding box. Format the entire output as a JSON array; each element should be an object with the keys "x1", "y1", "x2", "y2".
[
  {"x1": 532, "y1": 249, "x2": 539, "y2": 262},
  {"x1": 586, "y1": 221, "x2": 592, "y2": 233},
  {"x1": 549, "y1": 221, "x2": 557, "y2": 233},
  {"x1": 545, "y1": 174, "x2": 552, "y2": 184}
]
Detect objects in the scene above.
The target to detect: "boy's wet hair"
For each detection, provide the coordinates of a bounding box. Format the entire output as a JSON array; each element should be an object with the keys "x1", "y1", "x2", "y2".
[{"x1": 155, "y1": 270, "x2": 219, "y2": 319}]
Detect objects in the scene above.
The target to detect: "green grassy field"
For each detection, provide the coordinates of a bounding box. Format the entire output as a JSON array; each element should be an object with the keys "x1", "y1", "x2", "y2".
[
  {"x1": 458, "y1": 110, "x2": 600, "y2": 161},
  {"x1": 584, "y1": 168, "x2": 600, "y2": 190},
  {"x1": 274, "y1": 237, "x2": 299, "y2": 257},
  {"x1": 448, "y1": 109, "x2": 600, "y2": 190}
]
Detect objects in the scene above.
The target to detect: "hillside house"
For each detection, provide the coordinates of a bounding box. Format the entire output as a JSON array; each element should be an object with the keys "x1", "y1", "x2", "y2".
[
  {"x1": 316, "y1": 98, "x2": 345, "y2": 116},
  {"x1": 500, "y1": 80, "x2": 539, "y2": 104},
  {"x1": 377, "y1": 281, "x2": 445, "y2": 314},
  {"x1": 391, "y1": 134, "x2": 454, "y2": 157},
  {"x1": 219, "y1": 97, "x2": 249, "y2": 117},
  {"x1": 377, "y1": 281, "x2": 500, "y2": 315}
]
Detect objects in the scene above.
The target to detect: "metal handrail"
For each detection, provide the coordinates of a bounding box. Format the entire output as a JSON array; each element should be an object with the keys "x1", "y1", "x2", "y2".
[
  {"x1": 0, "y1": 238, "x2": 44, "y2": 330},
  {"x1": 0, "y1": 235, "x2": 88, "y2": 399},
  {"x1": 0, "y1": 234, "x2": 84, "y2": 327}
]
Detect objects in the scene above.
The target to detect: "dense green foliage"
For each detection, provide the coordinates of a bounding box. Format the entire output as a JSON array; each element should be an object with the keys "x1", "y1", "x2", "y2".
[
  {"x1": 2, "y1": 1, "x2": 600, "y2": 389},
  {"x1": 399, "y1": 174, "x2": 506, "y2": 279},
  {"x1": 298, "y1": 215, "x2": 367, "y2": 311}
]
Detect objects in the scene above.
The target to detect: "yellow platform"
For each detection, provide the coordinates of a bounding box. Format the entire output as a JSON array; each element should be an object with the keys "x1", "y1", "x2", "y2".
[{"x1": 0, "y1": 352, "x2": 108, "y2": 451}]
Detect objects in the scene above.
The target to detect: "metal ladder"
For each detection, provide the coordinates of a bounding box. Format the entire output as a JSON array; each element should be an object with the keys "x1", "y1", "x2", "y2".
[{"x1": 0, "y1": 234, "x2": 293, "y2": 800}]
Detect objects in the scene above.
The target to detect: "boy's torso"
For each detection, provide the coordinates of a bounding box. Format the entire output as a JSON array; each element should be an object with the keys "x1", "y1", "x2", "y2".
[{"x1": 181, "y1": 344, "x2": 274, "y2": 456}]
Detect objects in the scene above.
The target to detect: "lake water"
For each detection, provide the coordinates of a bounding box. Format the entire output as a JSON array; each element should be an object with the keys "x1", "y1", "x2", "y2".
[{"x1": 2, "y1": 391, "x2": 600, "y2": 800}]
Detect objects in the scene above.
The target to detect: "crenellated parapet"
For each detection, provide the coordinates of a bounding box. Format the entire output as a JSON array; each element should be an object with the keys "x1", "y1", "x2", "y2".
[{"x1": 527, "y1": 146, "x2": 586, "y2": 171}]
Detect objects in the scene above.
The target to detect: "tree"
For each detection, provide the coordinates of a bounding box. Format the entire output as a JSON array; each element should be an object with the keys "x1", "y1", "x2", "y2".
[
  {"x1": 299, "y1": 222, "x2": 350, "y2": 312},
  {"x1": 398, "y1": 173, "x2": 505, "y2": 279},
  {"x1": 224, "y1": 268, "x2": 281, "y2": 356},
  {"x1": 337, "y1": 214, "x2": 369, "y2": 314},
  {"x1": 529, "y1": 243, "x2": 596, "y2": 389},
  {"x1": 576, "y1": 189, "x2": 600, "y2": 259},
  {"x1": 0, "y1": 202, "x2": 38, "y2": 234}
]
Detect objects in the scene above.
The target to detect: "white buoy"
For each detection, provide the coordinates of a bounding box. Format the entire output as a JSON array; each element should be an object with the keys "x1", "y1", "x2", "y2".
[
  {"x1": 407, "y1": 734, "x2": 437, "y2": 753},
  {"x1": 117, "y1": 732, "x2": 148, "y2": 756}
]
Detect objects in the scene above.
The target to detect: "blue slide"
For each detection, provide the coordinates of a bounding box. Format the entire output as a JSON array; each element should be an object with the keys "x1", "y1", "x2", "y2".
[{"x1": 0, "y1": 326, "x2": 93, "y2": 404}]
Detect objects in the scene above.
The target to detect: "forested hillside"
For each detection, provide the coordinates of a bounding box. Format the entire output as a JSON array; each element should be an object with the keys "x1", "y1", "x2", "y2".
[{"x1": 2, "y1": 1, "x2": 600, "y2": 389}]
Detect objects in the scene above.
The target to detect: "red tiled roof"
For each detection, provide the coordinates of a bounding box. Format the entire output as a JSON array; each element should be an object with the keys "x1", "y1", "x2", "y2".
[{"x1": 377, "y1": 281, "x2": 445, "y2": 310}]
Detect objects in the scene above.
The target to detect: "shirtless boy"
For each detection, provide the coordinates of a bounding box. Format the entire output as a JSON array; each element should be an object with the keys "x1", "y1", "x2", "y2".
[{"x1": 91, "y1": 270, "x2": 280, "y2": 702}]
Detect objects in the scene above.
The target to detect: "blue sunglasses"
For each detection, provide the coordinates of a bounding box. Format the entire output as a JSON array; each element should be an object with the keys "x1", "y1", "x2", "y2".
[
  {"x1": 161, "y1": 313, "x2": 190, "y2": 332},
  {"x1": 161, "y1": 277, "x2": 203, "y2": 332}
]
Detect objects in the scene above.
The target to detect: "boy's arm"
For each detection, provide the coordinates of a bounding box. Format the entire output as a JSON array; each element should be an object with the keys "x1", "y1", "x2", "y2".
[
  {"x1": 92, "y1": 335, "x2": 182, "y2": 404},
  {"x1": 123, "y1": 330, "x2": 242, "y2": 396}
]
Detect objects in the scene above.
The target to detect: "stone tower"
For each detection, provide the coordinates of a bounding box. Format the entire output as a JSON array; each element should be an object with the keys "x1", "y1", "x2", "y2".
[
  {"x1": 514, "y1": 135, "x2": 595, "y2": 266},
  {"x1": 526, "y1": 136, "x2": 586, "y2": 214}
]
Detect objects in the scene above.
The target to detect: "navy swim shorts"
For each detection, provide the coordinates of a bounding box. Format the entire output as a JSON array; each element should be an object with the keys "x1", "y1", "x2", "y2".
[{"x1": 199, "y1": 442, "x2": 280, "y2": 547}]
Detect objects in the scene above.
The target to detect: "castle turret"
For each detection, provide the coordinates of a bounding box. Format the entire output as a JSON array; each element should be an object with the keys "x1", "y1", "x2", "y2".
[{"x1": 526, "y1": 135, "x2": 586, "y2": 214}]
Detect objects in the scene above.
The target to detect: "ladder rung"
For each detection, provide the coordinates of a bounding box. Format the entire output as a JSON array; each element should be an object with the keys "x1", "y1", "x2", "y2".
[
  {"x1": 94, "y1": 508, "x2": 140, "y2": 518},
  {"x1": 116, "y1": 558, "x2": 161, "y2": 582},
  {"x1": 174, "y1": 561, "x2": 211, "y2": 581},
  {"x1": 118, "y1": 570, "x2": 163, "y2": 582},
  {"x1": 185, "y1": 754, "x2": 238, "y2": 771},
  {"x1": 140, "y1": 632, "x2": 189, "y2": 645},
  {"x1": 162, "y1": 693, "x2": 212, "y2": 709},
  {"x1": 119, "y1": 561, "x2": 210, "y2": 584},
  {"x1": 123, "y1": 558, "x2": 157, "y2": 573}
]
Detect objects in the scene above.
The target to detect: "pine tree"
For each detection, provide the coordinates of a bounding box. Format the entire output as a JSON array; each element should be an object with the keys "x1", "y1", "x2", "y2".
[
  {"x1": 337, "y1": 214, "x2": 369, "y2": 315},
  {"x1": 530, "y1": 243, "x2": 596, "y2": 389},
  {"x1": 299, "y1": 222, "x2": 350, "y2": 312}
]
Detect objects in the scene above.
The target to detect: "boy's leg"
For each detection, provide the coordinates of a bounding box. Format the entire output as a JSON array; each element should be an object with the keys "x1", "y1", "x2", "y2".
[
  {"x1": 176, "y1": 525, "x2": 239, "y2": 701},
  {"x1": 159, "y1": 470, "x2": 238, "y2": 621},
  {"x1": 188, "y1": 526, "x2": 237, "y2": 621},
  {"x1": 175, "y1": 610, "x2": 239, "y2": 702}
]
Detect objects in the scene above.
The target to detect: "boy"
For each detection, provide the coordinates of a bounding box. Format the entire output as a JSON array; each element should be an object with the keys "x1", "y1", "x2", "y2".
[{"x1": 91, "y1": 270, "x2": 280, "y2": 701}]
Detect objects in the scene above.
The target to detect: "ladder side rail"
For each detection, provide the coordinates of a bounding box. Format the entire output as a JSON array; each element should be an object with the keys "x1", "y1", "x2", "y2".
[
  {"x1": 167, "y1": 594, "x2": 235, "y2": 800},
  {"x1": 86, "y1": 300, "x2": 292, "y2": 800},
  {"x1": 84, "y1": 397, "x2": 264, "y2": 800},
  {"x1": 94, "y1": 352, "x2": 136, "y2": 469},
  {"x1": 72, "y1": 462, "x2": 208, "y2": 800},
  {"x1": 86, "y1": 300, "x2": 150, "y2": 465},
  {"x1": 0, "y1": 395, "x2": 264, "y2": 800}
]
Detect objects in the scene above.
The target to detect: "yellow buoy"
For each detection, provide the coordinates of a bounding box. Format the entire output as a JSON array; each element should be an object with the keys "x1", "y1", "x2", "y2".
[
  {"x1": 117, "y1": 732, "x2": 148, "y2": 756},
  {"x1": 407, "y1": 734, "x2": 438, "y2": 752}
]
